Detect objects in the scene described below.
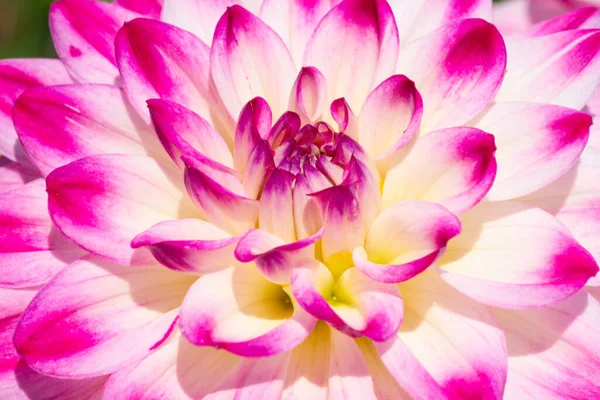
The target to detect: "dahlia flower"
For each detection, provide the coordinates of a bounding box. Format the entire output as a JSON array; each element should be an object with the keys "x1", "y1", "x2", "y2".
[{"x1": 1, "y1": 0, "x2": 600, "y2": 398}]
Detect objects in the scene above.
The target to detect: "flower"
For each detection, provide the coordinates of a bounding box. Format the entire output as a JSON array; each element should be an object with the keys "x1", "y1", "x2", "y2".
[{"x1": 1, "y1": 0, "x2": 600, "y2": 398}]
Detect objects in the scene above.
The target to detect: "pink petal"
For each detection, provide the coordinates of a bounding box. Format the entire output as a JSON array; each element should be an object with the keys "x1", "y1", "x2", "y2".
[
  {"x1": 242, "y1": 140, "x2": 276, "y2": 199},
  {"x1": 47, "y1": 154, "x2": 192, "y2": 266},
  {"x1": 283, "y1": 322, "x2": 376, "y2": 399},
  {"x1": 179, "y1": 266, "x2": 316, "y2": 357},
  {"x1": 234, "y1": 97, "x2": 272, "y2": 172},
  {"x1": 293, "y1": 165, "x2": 332, "y2": 240},
  {"x1": 375, "y1": 269, "x2": 507, "y2": 400},
  {"x1": 148, "y1": 99, "x2": 233, "y2": 170},
  {"x1": 382, "y1": 127, "x2": 497, "y2": 214},
  {"x1": 492, "y1": 0, "x2": 531, "y2": 36},
  {"x1": 115, "y1": 18, "x2": 228, "y2": 131},
  {"x1": 131, "y1": 218, "x2": 240, "y2": 274},
  {"x1": 438, "y1": 201, "x2": 599, "y2": 309},
  {"x1": 353, "y1": 200, "x2": 461, "y2": 284},
  {"x1": 521, "y1": 147, "x2": 600, "y2": 286},
  {"x1": 358, "y1": 74, "x2": 423, "y2": 171},
  {"x1": 0, "y1": 180, "x2": 86, "y2": 288},
  {"x1": 235, "y1": 227, "x2": 324, "y2": 284},
  {"x1": 494, "y1": 289, "x2": 600, "y2": 399},
  {"x1": 475, "y1": 102, "x2": 592, "y2": 201},
  {"x1": 260, "y1": 0, "x2": 342, "y2": 66},
  {"x1": 49, "y1": 0, "x2": 139, "y2": 83},
  {"x1": 161, "y1": 0, "x2": 262, "y2": 44},
  {"x1": 211, "y1": 6, "x2": 297, "y2": 120},
  {"x1": 0, "y1": 59, "x2": 72, "y2": 164},
  {"x1": 116, "y1": 0, "x2": 163, "y2": 17},
  {"x1": 14, "y1": 84, "x2": 164, "y2": 176},
  {"x1": 527, "y1": 7, "x2": 600, "y2": 37},
  {"x1": 0, "y1": 158, "x2": 38, "y2": 194},
  {"x1": 397, "y1": 18, "x2": 506, "y2": 132},
  {"x1": 330, "y1": 97, "x2": 359, "y2": 140},
  {"x1": 288, "y1": 67, "x2": 328, "y2": 123},
  {"x1": 303, "y1": 0, "x2": 399, "y2": 111},
  {"x1": 14, "y1": 256, "x2": 192, "y2": 378},
  {"x1": 103, "y1": 328, "x2": 241, "y2": 399},
  {"x1": 183, "y1": 155, "x2": 259, "y2": 235},
  {"x1": 390, "y1": 0, "x2": 491, "y2": 45},
  {"x1": 292, "y1": 262, "x2": 403, "y2": 342},
  {"x1": 259, "y1": 169, "x2": 297, "y2": 243},
  {"x1": 496, "y1": 29, "x2": 600, "y2": 109}
]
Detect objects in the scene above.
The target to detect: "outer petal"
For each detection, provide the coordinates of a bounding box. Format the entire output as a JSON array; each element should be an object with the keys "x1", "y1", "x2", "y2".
[
  {"x1": 496, "y1": 29, "x2": 600, "y2": 109},
  {"x1": 14, "y1": 256, "x2": 192, "y2": 378},
  {"x1": 115, "y1": 18, "x2": 228, "y2": 133},
  {"x1": 303, "y1": 0, "x2": 399, "y2": 111},
  {"x1": 389, "y1": 0, "x2": 491, "y2": 45},
  {"x1": 131, "y1": 218, "x2": 239, "y2": 274},
  {"x1": 288, "y1": 67, "x2": 328, "y2": 123},
  {"x1": 521, "y1": 147, "x2": 600, "y2": 286},
  {"x1": 375, "y1": 269, "x2": 507, "y2": 400},
  {"x1": 438, "y1": 201, "x2": 599, "y2": 309},
  {"x1": 527, "y1": 7, "x2": 600, "y2": 37},
  {"x1": 382, "y1": 127, "x2": 497, "y2": 214},
  {"x1": 211, "y1": 6, "x2": 297, "y2": 120},
  {"x1": 494, "y1": 290, "x2": 600, "y2": 399},
  {"x1": 353, "y1": 200, "x2": 461, "y2": 284},
  {"x1": 292, "y1": 263, "x2": 403, "y2": 342},
  {"x1": 0, "y1": 180, "x2": 86, "y2": 288},
  {"x1": 283, "y1": 322, "x2": 377, "y2": 399},
  {"x1": 14, "y1": 84, "x2": 164, "y2": 176},
  {"x1": 396, "y1": 19, "x2": 506, "y2": 132},
  {"x1": 161, "y1": 0, "x2": 261, "y2": 44},
  {"x1": 49, "y1": 0, "x2": 139, "y2": 83},
  {"x1": 116, "y1": 0, "x2": 163, "y2": 17},
  {"x1": 474, "y1": 102, "x2": 592, "y2": 201},
  {"x1": 47, "y1": 154, "x2": 193, "y2": 265},
  {"x1": 260, "y1": 0, "x2": 342, "y2": 66},
  {"x1": 0, "y1": 158, "x2": 38, "y2": 194},
  {"x1": 148, "y1": 99, "x2": 233, "y2": 170},
  {"x1": 179, "y1": 266, "x2": 316, "y2": 357},
  {"x1": 358, "y1": 74, "x2": 423, "y2": 171},
  {"x1": 0, "y1": 59, "x2": 72, "y2": 164},
  {"x1": 103, "y1": 329, "x2": 241, "y2": 400}
]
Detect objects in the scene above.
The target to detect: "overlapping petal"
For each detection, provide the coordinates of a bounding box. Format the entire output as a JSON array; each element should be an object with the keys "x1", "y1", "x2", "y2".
[
  {"x1": 288, "y1": 67, "x2": 328, "y2": 124},
  {"x1": 0, "y1": 158, "x2": 37, "y2": 194},
  {"x1": 116, "y1": 0, "x2": 163, "y2": 17}
]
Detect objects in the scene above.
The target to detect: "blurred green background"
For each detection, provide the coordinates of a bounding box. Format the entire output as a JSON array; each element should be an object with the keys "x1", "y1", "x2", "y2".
[{"x1": 0, "y1": 0, "x2": 507, "y2": 59}]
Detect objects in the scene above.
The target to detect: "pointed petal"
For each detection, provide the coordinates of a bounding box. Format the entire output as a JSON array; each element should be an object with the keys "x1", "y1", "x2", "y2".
[
  {"x1": 475, "y1": 102, "x2": 592, "y2": 201},
  {"x1": 527, "y1": 7, "x2": 600, "y2": 36},
  {"x1": 438, "y1": 201, "x2": 599, "y2": 309},
  {"x1": 0, "y1": 181, "x2": 86, "y2": 288},
  {"x1": 354, "y1": 200, "x2": 461, "y2": 284},
  {"x1": 50, "y1": 0, "x2": 139, "y2": 83},
  {"x1": 14, "y1": 256, "x2": 192, "y2": 378},
  {"x1": 259, "y1": 169, "x2": 297, "y2": 243},
  {"x1": 234, "y1": 97, "x2": 272, "y2": 172},
  {"x1": 0, "y1": 59, "x2": 72, "y2": 164},
  {"x1": 14, "y1": 84, "x2": 163, "y2": 176},
  {"x1": 148, "y1": 99, "x2": 233, "y2": 170},
  {"x1": 375, "y1": 269, "x2": 507, "y2": 400},
  {"x1": 397, "y1": 19, "x2": 506, "y2": 132},
  {"x1": 0, "y1": 158, "x2": 38, "y2": 194},
  {"x1": 382, "y1": 127, "x2": 497, "y2": 214},
  {"x1": 288, "y1": 67, "x2": 328, "y2": 123},
  {"x1": 47, "y1": 154, "x2": 192, "y2": 265},
  {"x1": 304, "y1": 0, "x2": 399, "y2": 111},
  {"x1": 242, "y1": 140, "x2": 275, "y2": 199},
  {"x1": 211, "y1": 6, "x2": 297, "y2": 120},
  {"x1": 179, "y1": 266, "x2": 316, "y2": 357}
]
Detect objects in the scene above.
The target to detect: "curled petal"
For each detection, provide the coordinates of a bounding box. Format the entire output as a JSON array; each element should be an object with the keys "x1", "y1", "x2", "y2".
[
  {"x1": 288, "y1": 67, "x2": 328, "y2": 123},
  {"x1": 304, "y1": 0, "x2": 399, "y2": 111},
  {"x1": 259, "y1": 169, "x2": 297, "y2": 243},
  {"x1": 242, "y1": 140, "x2": 276, "y2": 199},
  {"x1": 14, "y1": 84, "x2": 163, "y2": 176},
  {"x1": 234, "y1": 97, "x2": 272, "y2": 172},
  {"x1": 131, "y1": 219, "x2": 239, "y2": 274},
  {"x1": 50, "y1": 0, "x2": 139, "y2": 83},
  {"x1": 353, "y1": 200, "x2": 461, "y2": 284},
  {"x1": 0, "y1": 59, "x2": 72, "y2": 164},
  {"x1": 148, "y1": 99, "x2": 233, "y2": 170},
  {"x1": 0, "y1": 180, "x2": 86, "y2": 288},
  {"x1": 382, "y1": 127, "x2": 497, "y2": 214},
  {"x1": 292, "y1": 166, "x2": 331, "y2": 240},
  {"x1": 292, "y1": 262, "x2": 403, "y2": 342},
  {"x1": 268, "y1": 112, "x2": 301, "y2": 149},
  {"x1": 14, "y1": 256, "x2": 191, "y2": 378},
  {"x1": 438, "y1": 201, "x2": 599, "y2": 309},
  {"x1": 235, "y1": 228, "x2": 324, "y2": 284},
  {"x1": 475, "y1": 102, "x2": 592, "y2": 201},
  {"x1": 397, "y1": 19, "x2": 506, "y2": 132},
  {"x1": 330, "y1": 98, "x2": 359, "y2": 140},
  {"x1": 179, "y1": 266, "x2": 316, "y2": 357},
  {"x1": 211, "y1": 6, "x2": 297, "y2": 120},
  {"x1": 47, "y1": 154, "x2": 192, "y2": 265}
]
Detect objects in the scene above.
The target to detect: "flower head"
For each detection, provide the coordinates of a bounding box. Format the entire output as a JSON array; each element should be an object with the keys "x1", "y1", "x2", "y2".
[{"x1": 1, "y1": 0, "x2": 600, "y2": 398}]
